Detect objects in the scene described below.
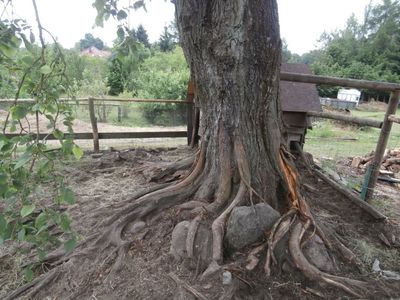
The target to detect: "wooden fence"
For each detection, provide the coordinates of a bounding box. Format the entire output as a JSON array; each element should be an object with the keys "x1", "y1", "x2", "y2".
[
  {"x1": 0, "y1": 96, "x2": 194, "y2": 150},
  {"x1": 2, "y1": 72, "x2": 400, "y2": 202}
]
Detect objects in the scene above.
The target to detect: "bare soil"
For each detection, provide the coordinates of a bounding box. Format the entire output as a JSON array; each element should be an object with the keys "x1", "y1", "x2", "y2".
[{"x1": 1, "y1": 147, "x2": 400, "y2": 299}]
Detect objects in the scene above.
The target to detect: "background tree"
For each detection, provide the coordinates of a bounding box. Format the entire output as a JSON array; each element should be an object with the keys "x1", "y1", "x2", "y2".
[
  {"x1": 78, "y1": 33, "x2": 105, "y2": 50},
  {"x1": 158, "y1": 23, "x2": 178, "y2": 52},
  {"x1": 136, "y1": 24, "x2": 150, "y2": 48},
  {"x1": 135, "y1": 46, "x2": 189, "y2": 125},
  {"x1": 107, "y1": 56, "x2": 124, "y2": 95},
  {"x1": 310, "y1": 0, "x2": 400, "y2": 98}
]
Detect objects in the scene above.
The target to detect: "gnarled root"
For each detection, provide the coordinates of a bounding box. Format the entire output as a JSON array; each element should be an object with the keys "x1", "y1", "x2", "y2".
[
  {"x1": 6, "y1": 141, "x2": 371, "y2": 299},
  {"x1": 289, "y1": 221, "x2": 367, "y2": 298},
  {"x1": 276, "y1": 147, "x2": 367, "y2": 297},
  {"x1": 7, "y1": 144, "x2": 208, "y2": 299}
]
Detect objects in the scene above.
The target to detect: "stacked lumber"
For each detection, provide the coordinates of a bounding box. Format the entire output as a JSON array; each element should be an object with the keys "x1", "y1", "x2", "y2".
[{"x1": 351, "y1": 148, "x2": 400, "y2": 176}]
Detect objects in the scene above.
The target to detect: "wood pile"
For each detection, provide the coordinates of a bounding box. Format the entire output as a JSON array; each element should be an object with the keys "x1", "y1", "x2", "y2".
[{"x1": 351, "y1": 148, "x2": 400, "y2": 178}]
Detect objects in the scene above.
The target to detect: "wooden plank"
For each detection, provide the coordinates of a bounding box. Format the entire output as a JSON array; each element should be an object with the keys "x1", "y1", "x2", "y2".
[
  {"x1": 90, "y1": 97, "x2": 192, "y2": 104},
  {"x1": 365, "y1": 90, "x2": 400, "y2": 201},
  {"x1": 281, "y1": 72, "x2": 400, "y2": 91},
  {"x1": 307, "y1": 111, "x2": 382, "y2": 128},
  {"x1": 313, "y1": 167, "x2": 387, "y2": 220},
  {"x1": 88, "y1": 98, "x2": 100, "y2": 152},
  {"x1": 0, "y1": 98, "x2": 192, "y2": 104},
  {"x1": 388, "y1": 114, "x2": 400, "y2": 124},
  {"x1": 3, "y1": 131, "x2": 188, "y2": 140}
]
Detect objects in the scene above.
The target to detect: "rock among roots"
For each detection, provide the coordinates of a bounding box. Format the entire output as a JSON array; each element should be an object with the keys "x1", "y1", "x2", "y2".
[
  {"x1": 225, "y1": 203, "x2": 280, "y2": 250},
  {"x1": 170, "y1": 221, "x2": 190, "y2": 261},
  {"x1": 170, "y1": 221, "x2": 212, "y2": 269},
  {"x1": 304, "y1": 235, "x2": 338, "y2": 273}
]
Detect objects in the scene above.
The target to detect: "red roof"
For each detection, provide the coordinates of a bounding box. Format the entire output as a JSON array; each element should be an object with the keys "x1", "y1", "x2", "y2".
[{"x1": 80, "y1": 46, "x2": 111, "y2": 58}]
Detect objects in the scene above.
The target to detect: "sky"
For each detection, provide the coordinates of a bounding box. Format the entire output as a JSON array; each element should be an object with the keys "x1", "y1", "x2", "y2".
[{"x1": 7, "y1": 0, "x2": 376, "y2": 54}]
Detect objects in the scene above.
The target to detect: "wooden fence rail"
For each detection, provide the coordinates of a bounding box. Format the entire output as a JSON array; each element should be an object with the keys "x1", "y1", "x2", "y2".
[
  {"x1": 307, "y1": 111, "x2": 383, "y2": 128},
  {"x1": 4, "y1": 131, "x2": 188, "y2": 140}
]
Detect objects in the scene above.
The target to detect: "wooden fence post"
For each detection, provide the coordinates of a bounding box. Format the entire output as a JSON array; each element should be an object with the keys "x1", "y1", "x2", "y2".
[
  {"x1": 88, "y1": 98, "x2": 100, "y2": 153},
  {"x1": 118, "y1": 106, "x2": 122, "y2": 122},
  {"x1": 364, "y1": 90, "x2": 400, "y2": 202}
]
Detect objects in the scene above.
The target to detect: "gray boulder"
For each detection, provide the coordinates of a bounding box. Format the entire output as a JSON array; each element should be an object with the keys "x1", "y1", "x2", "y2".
[
  {"x1": 304, "y1": 235, "x2": 337, "y2": 273},
  {"x1": 170, "y1": 221, "x2": 190, "y2": 260},
  {"x1": 170, "y1": 221, "x2": 212, "y2": 270},
  {"x1": 225, "y1": 203, "x2": 280, "y2": 250}
]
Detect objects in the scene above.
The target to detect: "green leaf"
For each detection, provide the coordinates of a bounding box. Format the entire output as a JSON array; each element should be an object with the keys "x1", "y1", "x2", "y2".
[
  {"x1": 21, "y1": 34, "x2": 34, "y2": 53},
  {"x1": 59, "y1": 188, "x2": 75, "y2": 204},
  {"x1": 24, "y1": 268, "x2": 34, "y2": 282},
  {"x1": 53, "y1": 129, "x2": 64, "y2": 140},
  {"x1": 0, "y1": 214, "x2": 7, "y2": 232},
  {"x1": 40, "y1": 65, "x2": 52, "y2": 74},
  {"x1": 21, "y1": 55, "x2": 34, "y2": 65},
  {"x1": 35, "y1": 212, "x2": 47, "y2": 229},
  {"x1": 21, "y1": 204, "x2": 35, "y2": 218},
  {"x1": 10, "y1": 105, "x2": 28, "y2": 120},
  {"x1": 17, "y1": 228, "x2": 26, "y2": 241},
  {"x1": 117, "y1": 27, "x2": 125, "y2": 40},
  {"x1": 0, "y1": 173, "x2": 7, "y2": 184},
  {"x1": 0, "y1": 184, "x2": 8, "y2": 196},
  {"x1": 38, "y1": 249, "x2": 46, "y2": 261},
  {"x1": 14, "y1": 153, "x2": 31, "y2": 170},
  {"x1": 72, "y1": 144, "x2": 83, "y2": 160},
  {"x1": 117, "y1": 10, "x2": 128, "y2": 20},
  {"x1": 64, "y1": 238, "x2": 76, "y2": 252},
  {"x1": 59, "y1": 214, "x2": 71, "y2": 232},
  {"x1": 0, "y1": 42, "x2": 17, "y2": 58}
]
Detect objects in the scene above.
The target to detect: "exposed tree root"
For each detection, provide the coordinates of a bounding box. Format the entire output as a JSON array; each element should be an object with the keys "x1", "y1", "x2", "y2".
[
  {"x1": 149, "y1": 155, "x2": 196, "y2": 183},
  {"x1": 6, "y1": 142, "x2": 377, "y2": 299},
  {"x1": 186, "y1": 215, "x2": 202, "y2": 258},
  {"x1": 289, "y1": 221, "x2": 367, "y2": 298},
  {"x1": 5, "y1": 268, "x2": 59, "y2": 300},
  {"x1": 275, "y1": 148, "x2": 367, "y2": 297}
]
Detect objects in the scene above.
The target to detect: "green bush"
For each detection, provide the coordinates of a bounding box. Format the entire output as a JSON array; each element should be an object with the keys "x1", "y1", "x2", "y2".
[{"x1": 134, "y1": 47, "x2": 189, "y2": 126}]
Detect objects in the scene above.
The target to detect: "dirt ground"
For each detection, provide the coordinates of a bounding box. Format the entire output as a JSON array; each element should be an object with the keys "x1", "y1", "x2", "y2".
[{"x1": 1, "y1": 146, "x2": 400, "y2": 299}]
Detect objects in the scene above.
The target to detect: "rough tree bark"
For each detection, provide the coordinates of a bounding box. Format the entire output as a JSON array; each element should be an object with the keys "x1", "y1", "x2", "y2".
[{"x1": 176, "y1": 0, "x2": 286, "y2": 209}]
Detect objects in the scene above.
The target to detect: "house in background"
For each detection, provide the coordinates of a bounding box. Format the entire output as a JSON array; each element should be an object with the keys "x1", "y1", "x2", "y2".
[
  {"x1": 280, "y1": 63, "x2": 321, "y2": 150},
  {"x1": 80, "y1": 46, "x2": 111, "y2": 58}
]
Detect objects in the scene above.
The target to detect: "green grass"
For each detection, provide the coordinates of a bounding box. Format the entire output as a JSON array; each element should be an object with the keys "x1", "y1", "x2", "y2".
[
  {"x1": 304, "y1": 108, "x2": 400, "y2": 158},
  {"x1": 350, "y1": 238, "x2": 400, "y2": 272},
  {"x1": 71, "y1": 102, "x2": 186, "y2": 128},
  {"x1": 71, "y1": 103, "x2": 152, "y2": 127}
]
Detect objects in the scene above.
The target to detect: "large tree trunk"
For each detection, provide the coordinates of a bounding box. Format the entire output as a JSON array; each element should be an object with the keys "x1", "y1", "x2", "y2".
[{"x1": 175, "y1": 0, "x2": 288, "y2": 211}]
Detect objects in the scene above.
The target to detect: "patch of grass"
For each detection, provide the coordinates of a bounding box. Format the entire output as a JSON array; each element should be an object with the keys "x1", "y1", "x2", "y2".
[
  {"x1": 305, "y1": 107, "x2": 400, "y2": 158},
  {"x1": 369, "y1": 196, "x2": 398, "y2": 219},
  {"x1": 351, "y1": 239, "x2": 400, "y2": 272},
  {"x1": 71, "y1": 102, "x2": 186, "y2": 128}
]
